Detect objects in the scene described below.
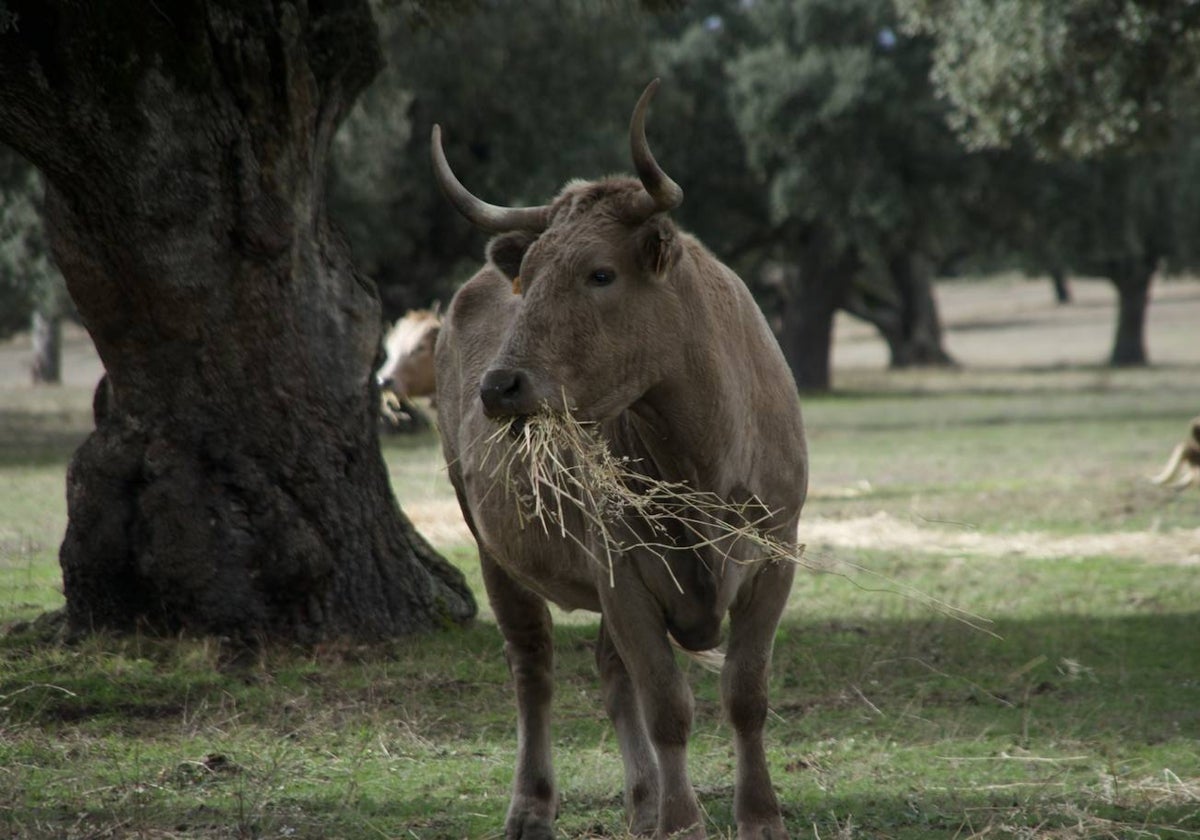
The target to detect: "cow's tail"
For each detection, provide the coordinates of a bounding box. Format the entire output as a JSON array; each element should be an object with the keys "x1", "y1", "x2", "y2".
[{"x1": 670, "y1": 635, "x2": 725, "y2": 672}]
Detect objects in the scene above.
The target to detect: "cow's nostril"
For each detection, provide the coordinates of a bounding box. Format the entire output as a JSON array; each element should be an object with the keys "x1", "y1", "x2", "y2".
[{"x1": 480, "y1": 367, "x2": 533, "y2": 418}]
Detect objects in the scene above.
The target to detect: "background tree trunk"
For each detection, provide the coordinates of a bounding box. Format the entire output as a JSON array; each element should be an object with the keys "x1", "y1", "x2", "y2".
[
  {"x1": 1050, "y1": 267, "x2": 1072, "y2": 304},
  {"x1": 840, "y1": 254, "x2": 955, "y2": 369},
  {"x1": 887, "y1": 252, "x2": 956, "y2": 367},
  {"x1": 0, "y1": 1, "x2": 476, "y2": 641},
  {"x1": 839, "y1": 270, "x2": 907, "y2": 366},
  {"x1": 779, "y1": 237, "x2": 856, "y2": 391},
  {"x1": 30, "y1": 308, "x2": 61, "y2": 384},
  {"x1": 1107, "y1": 261, "x2": 1153, "y2": 366}
]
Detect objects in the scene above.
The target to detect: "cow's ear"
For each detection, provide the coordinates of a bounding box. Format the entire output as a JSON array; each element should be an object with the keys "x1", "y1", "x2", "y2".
[
  {"x1": 637, "y1": 216, "x2": 681, "y2": 277},
  {"x1": 487, "y1": 231, "x2": 537, "y2": 280}
]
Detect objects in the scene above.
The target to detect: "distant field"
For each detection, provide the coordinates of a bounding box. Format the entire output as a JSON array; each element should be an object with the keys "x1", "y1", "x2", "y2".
[
  {"x1": 3, "y1": 273, "x2": 1199, "y2": 389},
  {"x1": 1, "y1": 275, "x2": 1198, "y2": 838},
  {"x1": 834, "y1": 273, "x2": 1200, "y2": 369}
]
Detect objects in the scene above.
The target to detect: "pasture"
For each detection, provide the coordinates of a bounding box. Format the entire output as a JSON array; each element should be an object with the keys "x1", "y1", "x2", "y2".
[{"x1": 1, "y1": 275, "x2": 1199, "y2": 839}]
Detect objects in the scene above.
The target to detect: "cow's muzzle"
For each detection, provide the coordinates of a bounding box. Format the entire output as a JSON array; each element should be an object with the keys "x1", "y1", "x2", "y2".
[{"x1": 479, "y1": 367, "x2": 540, "y2": 419}]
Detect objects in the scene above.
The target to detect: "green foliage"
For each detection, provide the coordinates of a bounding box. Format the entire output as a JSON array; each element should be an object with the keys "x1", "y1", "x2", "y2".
[
  {"x1": 646, "y1": 4, "x2": 773, "y2": 268},
  {"x1": 1171, "y1": 133, "x2": 1200, "y2": 267},
  {"x1": 726, "y1": 0, "x2": 970, "y2": 264},
  {"x1": 0, "y1": 147, "x2": 63, "y2": 340},
  {"x1": 898, "y1": 0, "x2": 1200, "y2": 158}
]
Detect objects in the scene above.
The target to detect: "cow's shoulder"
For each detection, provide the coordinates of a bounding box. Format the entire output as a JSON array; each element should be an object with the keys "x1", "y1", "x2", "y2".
[{"x1": 446, "y1": 265, "x2": 513, "y2": 328}]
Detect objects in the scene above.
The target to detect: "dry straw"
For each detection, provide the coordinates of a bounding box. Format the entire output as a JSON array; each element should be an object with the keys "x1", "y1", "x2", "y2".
[
  {"x1": 476, "y1": 409, "x2": 994, "y2": 636},
  {"x1": 482, "y1": 410, "x2": 809, "y2": 590}
]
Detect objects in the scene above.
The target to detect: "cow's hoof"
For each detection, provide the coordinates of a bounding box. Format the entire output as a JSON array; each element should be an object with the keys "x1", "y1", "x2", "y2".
[
  {"x1": 506, "y1": 812, "x2": 556, "y2": 840},
  {"x1": 628, "y1": 815, "x2": 656, "y2": 837},
  {"x1": 659, "y1": 821, "x2": 706, "y2": 840},
  {"x1": 736, "y1": 820, "x2": 789, "y2": 840}
]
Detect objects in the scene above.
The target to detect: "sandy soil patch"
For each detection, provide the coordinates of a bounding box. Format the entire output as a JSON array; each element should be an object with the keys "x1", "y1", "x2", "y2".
[
  {"x1": 802, "y1": 510, "x2": 1200, "y2": 566},
  {"x1": 404, "y1": 496, "x2": 1200, "y2": 566},
  {"x1": 404, "y1": 498, "x2": 475, "y2": 548}
]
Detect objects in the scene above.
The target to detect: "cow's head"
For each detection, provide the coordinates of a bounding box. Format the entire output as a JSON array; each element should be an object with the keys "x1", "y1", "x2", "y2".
[{"x1": 433, "y1": 80, "x2": 686, "y2": 422}]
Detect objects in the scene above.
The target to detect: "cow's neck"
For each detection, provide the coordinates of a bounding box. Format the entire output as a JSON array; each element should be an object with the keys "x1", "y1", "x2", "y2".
[
  {"x1": 627, "y1": 357, "x2": 745, "y2": 497},
  {"x1": 624, "y1": 245, "x2": 780, "y2": 500}
]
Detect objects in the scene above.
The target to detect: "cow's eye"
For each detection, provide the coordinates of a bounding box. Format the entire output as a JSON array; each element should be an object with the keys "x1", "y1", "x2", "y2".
[{"x1": 588, "y1": 269, "x2": 616, "y2": 287}]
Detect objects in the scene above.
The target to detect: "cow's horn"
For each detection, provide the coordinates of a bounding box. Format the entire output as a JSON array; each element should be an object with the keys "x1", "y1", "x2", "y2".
[
  {"x1": 629, "y1": 79, "x2": 684, "y2": 220},
  {"x1": 431, "y1": 125, "x2": 552, "y2": 233}
]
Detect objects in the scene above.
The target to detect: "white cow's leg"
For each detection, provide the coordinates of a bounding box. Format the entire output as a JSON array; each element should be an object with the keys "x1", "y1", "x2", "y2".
[
  {"x1": 481, "y1": 553, "x2": 557, "y2": 840},
  {"x1": 1151, "y1": 443, "x2": 1186, "y2": 485},
  {"x1": 600, "y1": 585, "x2": 705, "y2": 840},
  {"x1": 596, "y1": 619, "x2": 659, "y2": 835},
  {"x1": 722, "y1": 560, "x2": 794, "y2": 840}
]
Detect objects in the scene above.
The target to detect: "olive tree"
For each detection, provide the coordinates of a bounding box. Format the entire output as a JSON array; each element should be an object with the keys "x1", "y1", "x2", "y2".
[{"x1": 899, "y1": 0, "x2": 1200, "y2": 365}]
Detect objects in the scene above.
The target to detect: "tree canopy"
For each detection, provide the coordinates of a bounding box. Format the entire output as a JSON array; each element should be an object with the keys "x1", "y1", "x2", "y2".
[{"x1": 898, "y1": 0, "x2": 1200, "y2": 158}]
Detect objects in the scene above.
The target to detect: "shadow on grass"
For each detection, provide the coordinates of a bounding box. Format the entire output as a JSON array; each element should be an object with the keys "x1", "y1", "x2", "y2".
[
  {"x1": 1, "y1": 608, "x2": 1197, "y2": 838},
  {"x1": 5, "y1": 783, "x2": 1196, "y2": 840},
  {"x1": 816, "y1": 362, "x2": 1200, "y2": 400}
]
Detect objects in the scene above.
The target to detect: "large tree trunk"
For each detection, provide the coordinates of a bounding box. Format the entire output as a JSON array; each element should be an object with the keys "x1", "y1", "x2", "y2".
[
  {"x1": 30, "y1": 308, "x2": 61, "y2": 384},
  {"x1": 0, "y1": 1, "x2": 476, "y2": 641}
]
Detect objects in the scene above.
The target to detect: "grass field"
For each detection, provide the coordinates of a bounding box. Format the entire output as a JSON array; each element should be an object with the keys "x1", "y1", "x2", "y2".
[{"x1": 1, "y1": 276, "x2": 1199, "y2": 838}]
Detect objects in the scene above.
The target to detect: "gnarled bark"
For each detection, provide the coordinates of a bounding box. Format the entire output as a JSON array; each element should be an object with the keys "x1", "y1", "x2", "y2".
[{"x1": 0, "y1": 1, "x2": 476, "y2": 641}]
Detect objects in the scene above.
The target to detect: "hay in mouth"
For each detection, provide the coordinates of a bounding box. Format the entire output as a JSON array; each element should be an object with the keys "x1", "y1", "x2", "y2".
[
  {"x1": 475, "y1": 409, "x2": 992, "y2": 636},
  {"x1": 482, "y1": 409, "x2": 808, "y2": 590}
]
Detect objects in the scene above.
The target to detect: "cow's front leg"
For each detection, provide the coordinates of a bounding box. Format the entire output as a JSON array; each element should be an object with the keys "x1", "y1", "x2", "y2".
[
  {"x1": 599, "y1": 585, "x2": 705, "y2": 840},
  {"x1": 596, "y1": 619, "x2": 659, "y2": 834},
  {"x1": 481, "y1": 553, "x2": 557, "y2": 840},
  {"x1": 722, "y1": 560, "x2": 794, "y2": 840}
]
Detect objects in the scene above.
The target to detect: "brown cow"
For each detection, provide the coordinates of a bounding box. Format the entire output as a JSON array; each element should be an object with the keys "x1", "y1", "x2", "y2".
[
  {"x1": 434, "y1": 81, "x2": 806, "y2": 840},
  {"x1": 1151, "y1": 415, "x2": 1200, "y2": 489}
]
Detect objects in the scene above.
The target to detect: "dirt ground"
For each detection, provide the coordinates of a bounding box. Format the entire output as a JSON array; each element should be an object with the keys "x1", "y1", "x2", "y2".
[{"x1": 402, "y1": 496, "x2": 1200, "y2": 568}]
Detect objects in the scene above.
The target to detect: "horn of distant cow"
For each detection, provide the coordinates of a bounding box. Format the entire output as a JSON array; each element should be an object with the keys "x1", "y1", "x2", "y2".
[
  {"x1": 628, "y1": 78, "x2": 684, "y2": 220},
  {"x1": 430, "y1": 125, "x2": 552, "y2": 233}
]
